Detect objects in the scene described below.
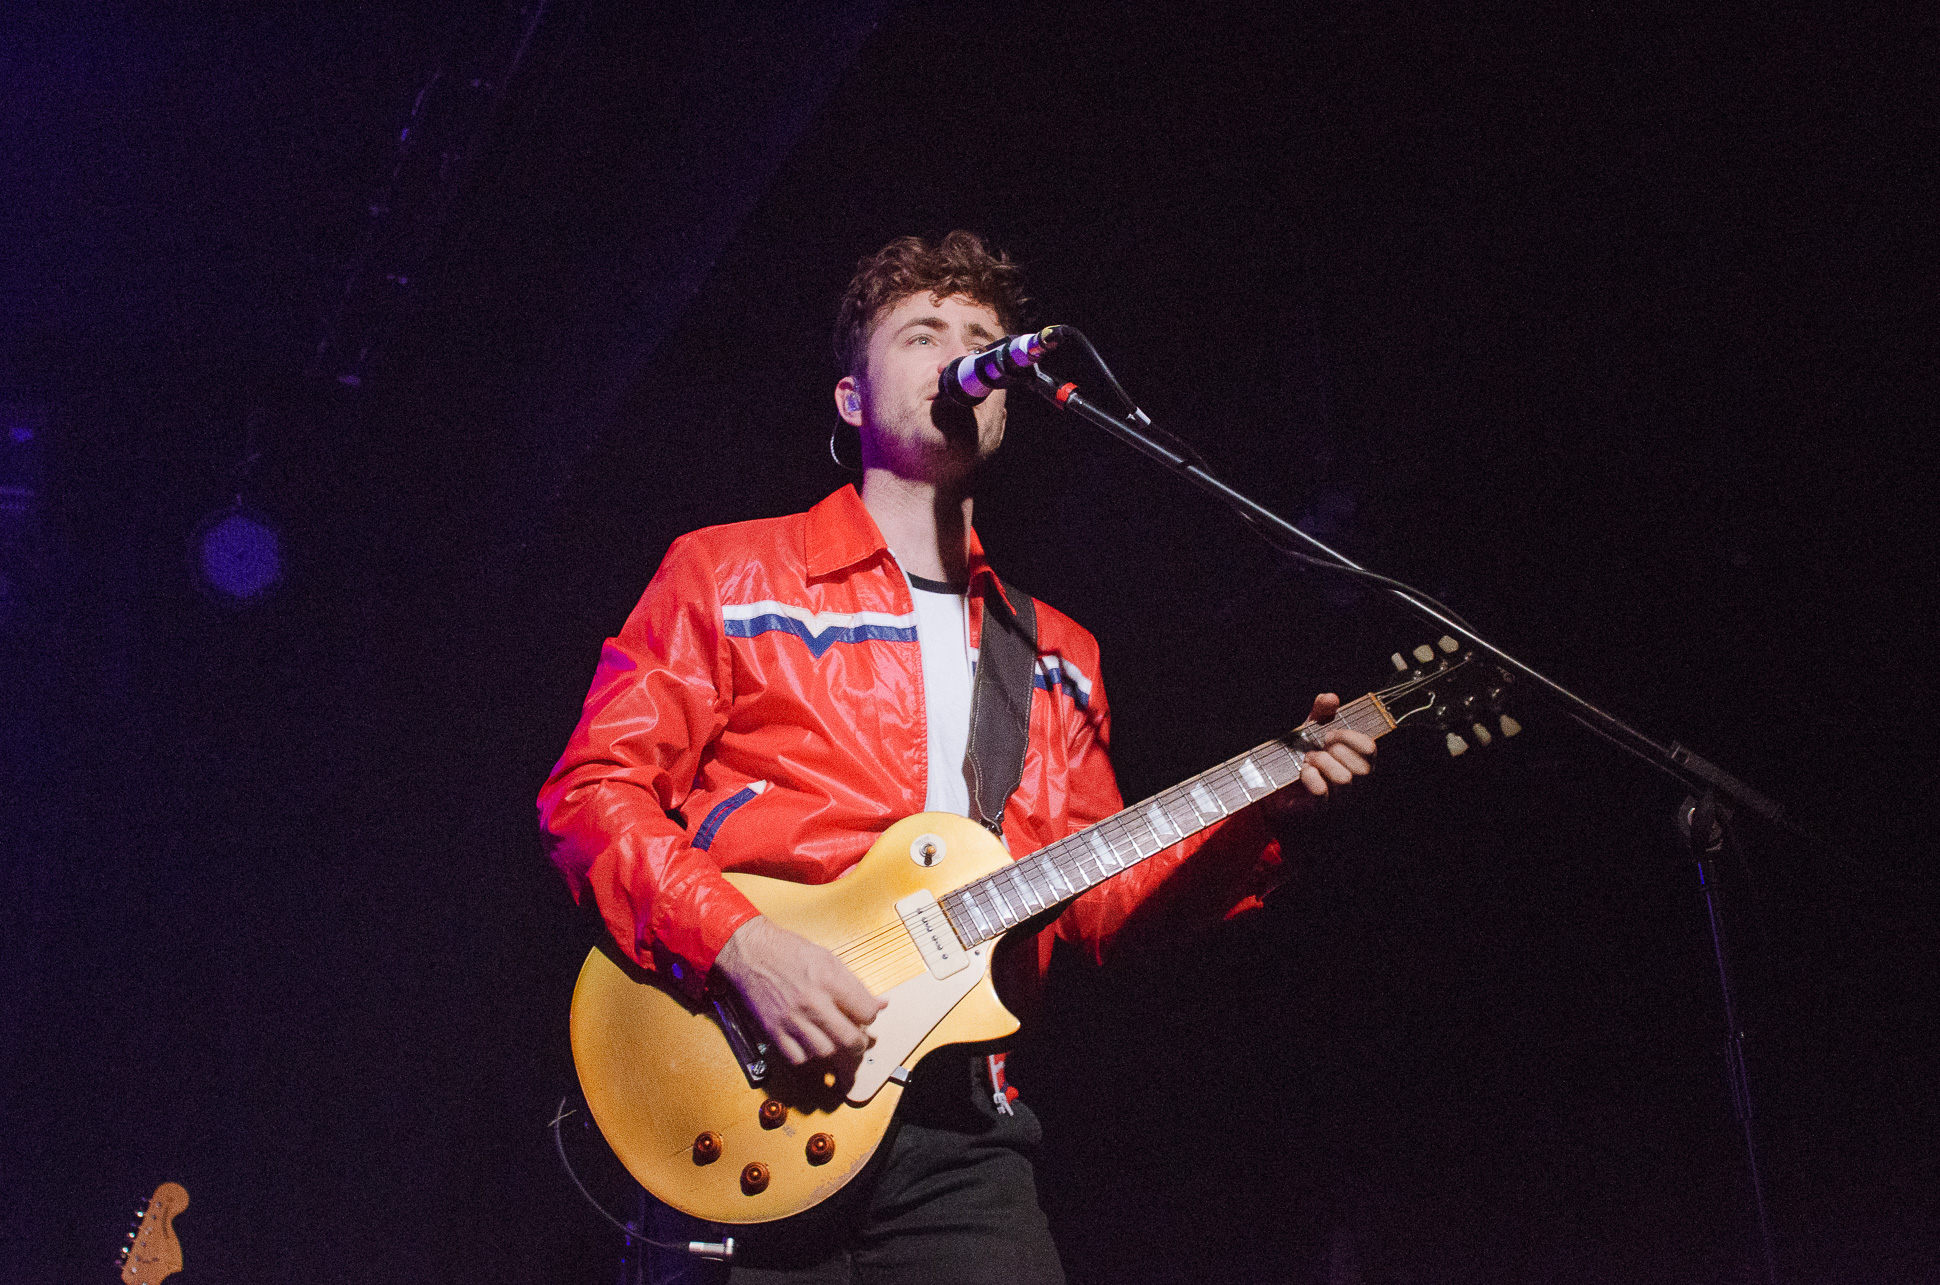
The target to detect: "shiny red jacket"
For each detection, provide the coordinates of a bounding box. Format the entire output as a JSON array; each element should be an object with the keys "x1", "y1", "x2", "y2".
[{"x1": 538, "y1": 485, "x2": 1282, "y2": 988}]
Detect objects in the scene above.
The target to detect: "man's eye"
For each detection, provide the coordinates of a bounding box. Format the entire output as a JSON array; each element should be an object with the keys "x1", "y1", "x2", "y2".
[{"x1": 911, "y1": 334, "x2": 933, "y2": 345}]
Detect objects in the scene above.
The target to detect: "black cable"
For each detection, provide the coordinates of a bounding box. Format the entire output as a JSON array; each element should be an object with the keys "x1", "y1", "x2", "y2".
[
  {"x1": 1236, "y1": 515, "x2": 1479, "y2": 631},
  {"x1": 549, "y1": 1097, "x2": 735, "y2": 1262},
  {"x1": 1056, "y1": 327, "x2": 1207, "y2": 466},
  {"x1": 550, "y1": 1099, "x2": 649, "y2": 1240},
  {"x1": 1049, "y1": 327, "x2": 1479, "y2": 632}
]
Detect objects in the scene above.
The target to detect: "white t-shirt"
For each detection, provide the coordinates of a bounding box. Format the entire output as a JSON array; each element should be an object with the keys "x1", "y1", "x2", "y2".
[{"x1": 901, "y1": 567, "x2": 975, "y2": 817}]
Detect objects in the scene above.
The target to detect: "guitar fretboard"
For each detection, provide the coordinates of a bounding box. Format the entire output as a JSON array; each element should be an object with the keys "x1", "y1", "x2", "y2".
[{"x1": 939, "y1": 690, "x2": 1400, "y2": 948}]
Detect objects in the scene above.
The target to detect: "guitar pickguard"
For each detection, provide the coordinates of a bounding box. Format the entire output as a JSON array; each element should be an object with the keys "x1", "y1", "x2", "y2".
[{"x1": 848, "y1": 941, "x2": 990, "y2": 1104}]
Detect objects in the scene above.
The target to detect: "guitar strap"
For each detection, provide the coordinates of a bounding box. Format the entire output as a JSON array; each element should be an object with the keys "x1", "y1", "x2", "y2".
[{"x1": 965, "y1": 576, "x2": 1038, "y2": 839}]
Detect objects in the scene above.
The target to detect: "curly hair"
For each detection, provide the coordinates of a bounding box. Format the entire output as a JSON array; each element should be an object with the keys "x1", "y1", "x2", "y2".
[{"x1": 834, "y1": 231, "x2": 1028, "y2": 376}]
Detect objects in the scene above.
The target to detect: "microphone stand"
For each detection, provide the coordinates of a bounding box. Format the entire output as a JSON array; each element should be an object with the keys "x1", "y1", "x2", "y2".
[{"x1": 1025, "y1": 363, "x2": 1789, "y2": 1285}]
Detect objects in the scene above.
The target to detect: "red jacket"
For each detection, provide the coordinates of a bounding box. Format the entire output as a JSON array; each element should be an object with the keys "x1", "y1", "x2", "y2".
[{"x1": 538, "y1": 485, "x2": 1282, "y2": 989}]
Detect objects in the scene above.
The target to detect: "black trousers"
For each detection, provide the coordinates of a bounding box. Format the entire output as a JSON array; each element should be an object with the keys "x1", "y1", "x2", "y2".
[{"x1": 643, "y1": 1055, "x2": 1065, "y2": 1285}]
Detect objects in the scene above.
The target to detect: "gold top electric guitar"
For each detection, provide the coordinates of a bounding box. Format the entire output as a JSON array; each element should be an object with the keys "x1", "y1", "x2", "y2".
[{"x1": 571, "y1": 638, "x2": 1511, "y2": 1225}]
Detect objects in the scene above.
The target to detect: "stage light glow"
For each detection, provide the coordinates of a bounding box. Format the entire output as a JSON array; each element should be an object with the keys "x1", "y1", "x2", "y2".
[{"x1": 191, "y1": 505, "x2": 283, "y2": 604}]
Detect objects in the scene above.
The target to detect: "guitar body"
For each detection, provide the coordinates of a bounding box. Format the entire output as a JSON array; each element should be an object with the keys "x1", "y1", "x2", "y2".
[{"x1": 571, "y1": 812, "x2": 1021, "y2": 1225}]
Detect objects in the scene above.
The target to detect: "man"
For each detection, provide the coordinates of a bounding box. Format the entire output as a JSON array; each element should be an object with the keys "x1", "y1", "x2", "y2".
[{"x1": 539, "y1": 231, "x2": 1376, "y2": 1282}]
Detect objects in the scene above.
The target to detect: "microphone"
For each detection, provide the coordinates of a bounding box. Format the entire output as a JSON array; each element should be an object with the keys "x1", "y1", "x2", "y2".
[{"x1": 938, "y1": 326, "x2": 1067, "y2": 406}]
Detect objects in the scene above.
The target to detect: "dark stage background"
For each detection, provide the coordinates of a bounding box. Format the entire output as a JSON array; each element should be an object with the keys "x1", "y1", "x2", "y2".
[{"x1": 3, "y1": 3, "x2": 1935, "y2": 1282}]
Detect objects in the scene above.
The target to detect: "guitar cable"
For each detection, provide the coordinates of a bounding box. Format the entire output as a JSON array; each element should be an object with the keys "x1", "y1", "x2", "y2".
[{"x1": 550, "y1": 1097, "x2": 736, "y2": 1263}]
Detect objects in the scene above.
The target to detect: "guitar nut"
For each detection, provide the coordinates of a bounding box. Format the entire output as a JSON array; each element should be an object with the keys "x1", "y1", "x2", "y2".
[
  {"x1": 806, "y1": 1133, "x2": 835, "y2": 1165},
  {"x1": 692, "y1": 1131, "x2": 722, "y2": 1164},
  {"x1": 740, "y1": 1162, "x2": 770, "y2": 1194},
  {"x1": 758, "y1": 1098, "x2": 787, "y2": 1129}
]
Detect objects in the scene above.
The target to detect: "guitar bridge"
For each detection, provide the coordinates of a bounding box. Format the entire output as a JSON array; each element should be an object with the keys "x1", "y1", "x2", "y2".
[{"x1": 709, "y1": 988, "x2": 771, "y2": 1088}]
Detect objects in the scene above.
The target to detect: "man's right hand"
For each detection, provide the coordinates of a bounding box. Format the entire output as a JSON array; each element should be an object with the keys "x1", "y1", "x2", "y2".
[{"x1": 712, "y1": 916, "x2": 887, "y2": 1067}]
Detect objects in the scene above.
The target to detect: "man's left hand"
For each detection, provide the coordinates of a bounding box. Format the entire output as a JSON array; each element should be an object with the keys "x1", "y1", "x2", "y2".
[{"x1": 1264, "y1": 692, "x2": 1376, "y2": 820}]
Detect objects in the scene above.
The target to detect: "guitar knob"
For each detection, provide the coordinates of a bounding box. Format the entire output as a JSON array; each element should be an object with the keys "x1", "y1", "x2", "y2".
[
  {"x1": 740, "y1": 1162, "x2": 770, "y2": 1194},
  {"x1": 692, "y1": 1130, "x2": 723, "y2": 1164},
  {"x1": 806, "y1": 1132, "x2": 836, "y2": 1165},
  {"x1": 758, "y1": 1098, "x2": 787, "y2": 1129}
]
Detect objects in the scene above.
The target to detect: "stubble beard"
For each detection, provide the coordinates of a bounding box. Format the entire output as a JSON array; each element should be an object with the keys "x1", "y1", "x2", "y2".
[{"x1": 869, "y1": 396, "x2": 992, "y2": 489}]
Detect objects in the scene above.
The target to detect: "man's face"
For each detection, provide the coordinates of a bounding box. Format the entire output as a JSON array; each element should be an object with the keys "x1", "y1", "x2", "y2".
[{"x1": 835, "y1": 292, "x2": 1008, "y2": 485}]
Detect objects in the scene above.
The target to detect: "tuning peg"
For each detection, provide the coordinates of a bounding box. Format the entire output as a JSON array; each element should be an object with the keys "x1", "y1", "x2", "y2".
[
  {"x1": 1412, "y1": 644, "x2": 1435, "y2": 664},
  {"x1": 1438, "y1": 636, "x2": 1458, "y2": 653},
  {"x1": 1499, "y1": 714, "x2": 1521, "y2": 738},
  {"x1": 1470, "y1": 721, "x2": 1493, "y2": 747},
  {"x1": 1391, "y1": 652, "x2": 1408, "y2": 672},
  {"x1": 1446, "y1": 732, "x2": 1469, "y2": 756}
]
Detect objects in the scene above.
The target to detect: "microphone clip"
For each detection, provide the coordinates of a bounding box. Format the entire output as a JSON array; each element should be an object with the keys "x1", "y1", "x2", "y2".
[{"x1": 940, "y1": 326, "x2": 1067, "y2": 406}]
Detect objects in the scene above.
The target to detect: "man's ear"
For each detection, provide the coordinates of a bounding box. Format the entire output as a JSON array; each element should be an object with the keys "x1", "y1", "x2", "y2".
[{"x1": 835, "y1": 376, "x2": 863, "y2": 427}]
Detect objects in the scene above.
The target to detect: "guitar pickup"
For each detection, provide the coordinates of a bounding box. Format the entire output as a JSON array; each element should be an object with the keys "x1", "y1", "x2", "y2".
[{"x1": 895, "y1": 890, "x2": 971, "y2": 979}]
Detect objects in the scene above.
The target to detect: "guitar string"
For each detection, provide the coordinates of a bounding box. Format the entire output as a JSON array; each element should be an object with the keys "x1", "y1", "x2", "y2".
[
  {"x1": 974, "y1": 747, "x2": 1276, "y2": 928},
  {"x1": 841, "y1": 931, "x2": 922, "y2": 968},
  {"x1": 963, "y1": 725, "x2": 1358, "y2": 938},
  {"x1": 833, "y1": 686, "x2": 1409, "y2": 954},
  {"x1": 833, "y1": 924, "x2": 916, "y2": 964},
  {"x1": 956, "y1": 744, "x2": 1294, "y2": 941},
  {"x1": 855, "y1": 966, "x2": 919, "y2": 989},
  {"x1": 839, "y1": 932, "x2": 924, "y2": 972},
  {"x1": 965, "y1": 691, "x2": 1405, "y2": 933},
  {"x1": 850, "y1": 942, "x2": 929, "y2": 990},
  {"x1": 838, "y1": 941, "x2": 917, "y2": 977},
  {"x1": 841, "y1": 943, "x2": 915, "y2": 970}
]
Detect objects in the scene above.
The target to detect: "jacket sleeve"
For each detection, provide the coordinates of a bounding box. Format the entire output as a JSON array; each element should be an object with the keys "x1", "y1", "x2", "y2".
[
  {"x1": 537, "y1": 534, "x2": 763, "y2": 984},
  {"x1": 1047, "y1": 660, "x2": 1286, "y2": 969}
]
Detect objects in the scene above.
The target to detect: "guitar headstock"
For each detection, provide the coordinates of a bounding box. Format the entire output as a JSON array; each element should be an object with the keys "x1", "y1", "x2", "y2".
[
  {"x1": 1379, "y1": 635, "x2": 1520, "y2": 756},
  {"x1": 118, "y1": 1182, "x2": 188, "y2": 1285}
]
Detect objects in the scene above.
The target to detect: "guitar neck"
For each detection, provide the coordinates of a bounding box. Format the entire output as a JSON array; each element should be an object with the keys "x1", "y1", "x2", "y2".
[{"x1": 939, "y1": 689, "x2": 1402, "y2": 948}]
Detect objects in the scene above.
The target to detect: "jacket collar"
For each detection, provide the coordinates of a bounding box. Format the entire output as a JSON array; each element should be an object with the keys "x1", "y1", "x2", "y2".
[{"x1": 805, "y1": 485, "x2": 1017, "y2": 617}]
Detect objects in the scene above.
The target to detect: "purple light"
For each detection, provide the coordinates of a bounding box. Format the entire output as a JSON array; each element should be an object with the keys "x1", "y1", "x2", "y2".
[{"x1": 192, "y1": 507, "x2": 283, "y2": 602}]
